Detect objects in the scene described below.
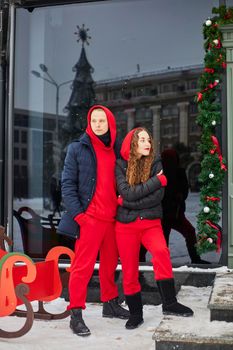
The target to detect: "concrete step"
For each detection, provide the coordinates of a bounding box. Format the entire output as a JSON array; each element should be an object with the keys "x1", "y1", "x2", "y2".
[
  {"x1": 153, "y1": 284, "x2": 233, "y2": 350},
  {"x1": 61, "y1": 268, "x2": 216, "y2": 305},
  {"x1": 208, "y1": 272, "x2": 233, "y2": 322}
]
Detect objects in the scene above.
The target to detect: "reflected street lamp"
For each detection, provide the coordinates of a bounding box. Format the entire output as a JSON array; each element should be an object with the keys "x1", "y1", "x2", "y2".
[{"x1": 31, "y1": 65, "x2": 72, "y2": 179}]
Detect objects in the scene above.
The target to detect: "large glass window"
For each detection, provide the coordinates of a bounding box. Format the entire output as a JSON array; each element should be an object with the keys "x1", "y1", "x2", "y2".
[{"x1": 13, "y1": 0, "x2": 221, "y2": 265}]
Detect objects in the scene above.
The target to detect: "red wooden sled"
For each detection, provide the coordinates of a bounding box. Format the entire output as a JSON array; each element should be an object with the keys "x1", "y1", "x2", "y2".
[{"x1": 0, "y1": 226, "x2": 74, "y2": 338}]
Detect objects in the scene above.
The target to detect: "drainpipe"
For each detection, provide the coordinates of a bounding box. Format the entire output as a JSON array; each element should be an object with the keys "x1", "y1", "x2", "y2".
[
  {"x1": 0, "y1": 1, "x2": 8, "y2": 226},
  {"x1": 5, "y1": 1, "x2": 15, "y2": 242}
]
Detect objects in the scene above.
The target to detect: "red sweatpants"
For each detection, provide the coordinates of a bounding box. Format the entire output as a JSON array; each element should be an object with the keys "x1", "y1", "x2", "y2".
[
  {"x1": 68, "y1": 215, "x2": 119, "y2": 310},
  {"x1": 116, "y1": 218, "x2": 173, "y2": 295}
]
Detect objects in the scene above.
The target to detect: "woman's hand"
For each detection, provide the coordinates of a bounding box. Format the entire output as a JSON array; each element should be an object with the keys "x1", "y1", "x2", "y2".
[
  {"x1": 156, "y1": 170, "x2": 167, "y2": 187},
  {"x1": 117, "y1": 195, "x2": 123, "y2": 206}
]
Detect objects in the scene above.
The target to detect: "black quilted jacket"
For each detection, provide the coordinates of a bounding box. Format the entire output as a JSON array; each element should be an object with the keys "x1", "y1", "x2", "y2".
[
  {"x1": 115, "y1": 158, "x2": 164, "y2": 223},
  {"x1": 58, "y1": 132, "x2": 121, "y2": 238}
]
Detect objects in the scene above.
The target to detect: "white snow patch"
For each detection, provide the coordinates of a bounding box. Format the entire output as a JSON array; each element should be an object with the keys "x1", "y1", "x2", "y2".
[{"x1": 1, "y1": 285, "x2": 233, "y2": 350}]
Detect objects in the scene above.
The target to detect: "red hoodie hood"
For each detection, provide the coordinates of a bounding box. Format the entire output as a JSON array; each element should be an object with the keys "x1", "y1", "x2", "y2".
[
  {"x1": 120, "y1": 128, "x2": 140, "y2": 161},
  {"x1": 86, "y1": 105, "x2": 116, "y2": 148}
]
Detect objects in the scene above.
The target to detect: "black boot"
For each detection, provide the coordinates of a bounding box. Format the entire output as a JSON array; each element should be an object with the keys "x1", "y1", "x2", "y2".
[
  {"x1": 157, "y1": 279, "x2": 194, "y2": 317},
  {"x1": 125, "y1": 292, "x2": 144, "y2": 329},
  {"x1": 186, "y1": 239, "x2": 211, "y2": 264},
  {"x1": 102, "y1": 297, "x2": 129, "y2": 319},
  {"x1": 70, "y1": 308, "x2": 91, "y2": 336},
  {"x1": 191, "y1": 256, "x2": 211, "y2": 264},
  {"x1": 139, "y1": 272, "x2": 155, "y2": 292}
]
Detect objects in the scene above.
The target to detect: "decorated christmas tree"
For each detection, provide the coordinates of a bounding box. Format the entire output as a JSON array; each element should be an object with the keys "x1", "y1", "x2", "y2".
[{"x1": 195, "y1": 6, "x2": 232, "y2": 254}]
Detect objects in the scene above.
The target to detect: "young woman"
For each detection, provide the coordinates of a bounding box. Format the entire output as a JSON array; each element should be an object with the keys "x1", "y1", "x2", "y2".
[{"x1": 115, "y1": 127, "x2": 193, "y2": 330}]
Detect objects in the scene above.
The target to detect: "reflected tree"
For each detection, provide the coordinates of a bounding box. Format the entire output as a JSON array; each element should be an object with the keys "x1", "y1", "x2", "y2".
[{"x1": 62, "y1": 24, "x2": 96, "y2": 148}]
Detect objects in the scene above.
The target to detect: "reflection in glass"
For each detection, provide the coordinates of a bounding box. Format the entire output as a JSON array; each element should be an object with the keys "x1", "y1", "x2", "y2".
[
  {"x1": 13, "y1": 0, "x2": 221, "y2": 265},
  {"x1": 161, "y1": 148, "x2": 210, "y2": 264}
]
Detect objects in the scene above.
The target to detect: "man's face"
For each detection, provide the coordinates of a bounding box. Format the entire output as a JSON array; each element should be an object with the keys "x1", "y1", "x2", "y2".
[{"x1": 90, "y1": 109, "x2": 108, "y2": 135}]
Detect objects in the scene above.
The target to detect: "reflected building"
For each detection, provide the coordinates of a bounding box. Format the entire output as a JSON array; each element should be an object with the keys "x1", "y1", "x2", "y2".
[
  {"x1": 95, "y1": 64, "x2": 203, "y2": 191},
  {"x1": 14, "y1": 109, "x2": 66, "y2": 201},
  {"x1": 13, "y1": 64, "x2": 203, "y2": 198}
]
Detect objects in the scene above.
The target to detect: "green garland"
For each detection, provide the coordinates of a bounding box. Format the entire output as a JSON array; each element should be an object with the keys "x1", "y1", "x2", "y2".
[{"x1": 195, "y1": 5, "x2": 232, "y2": 255}]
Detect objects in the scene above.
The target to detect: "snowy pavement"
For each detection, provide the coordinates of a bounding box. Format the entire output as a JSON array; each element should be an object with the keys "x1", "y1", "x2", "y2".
[
  {"x1": 3, "y1": 193, "x2": 229, "y2": 348},
  {"x1": 153, "y1": 284, "x2": 233, "y2": 347},
  {"x1": 0, "y1": 299, "x2": 162, "y2": 350},
  {"x1": 1, "y1": 277, "x2": 233, "y2": 350}
]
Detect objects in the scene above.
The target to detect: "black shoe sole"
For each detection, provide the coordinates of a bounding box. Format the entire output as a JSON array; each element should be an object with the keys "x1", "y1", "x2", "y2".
[
  {"x1": 70, "y1": 326, "x2": 91, "y2": 336},
  {"x1": 125, "y1": 320, "x2": 144, "y2": 329},
  {"x1": 163, "y1": 311, "x2": 194, "y2": 317},
  {"x1": 74, "y1": 332, "x2": 91, "y2": 336}
]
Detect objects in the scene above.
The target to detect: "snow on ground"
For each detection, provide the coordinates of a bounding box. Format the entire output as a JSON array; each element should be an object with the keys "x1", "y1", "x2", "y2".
[
  {"x1": 0, "y1": 299, "x2": 162, "y2": 350},
  {"x1": 3, "y1": 193, "x2": 228, "y2": 348},
  {"x1": 154, "y1": 285, "x2": 233, "y2": 344},
  {"x1": 1, "y1": 284, "x2": 233, "y2": 350}
]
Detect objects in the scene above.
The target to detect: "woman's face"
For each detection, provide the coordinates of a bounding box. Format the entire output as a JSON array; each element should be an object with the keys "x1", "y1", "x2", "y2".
[{"x1": 136, "y1": 130, "x2": 151, "y2": 157}]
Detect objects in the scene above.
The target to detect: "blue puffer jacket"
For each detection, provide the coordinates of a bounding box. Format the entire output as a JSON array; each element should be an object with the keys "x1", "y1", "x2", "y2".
[{"x1": 57, "y1": 132, "x2": 121, "y2": 239}]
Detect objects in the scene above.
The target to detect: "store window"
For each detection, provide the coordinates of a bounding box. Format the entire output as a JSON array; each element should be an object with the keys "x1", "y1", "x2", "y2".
[{"x1": 12, "y1": 0, "x2": 221, "y2": 266}]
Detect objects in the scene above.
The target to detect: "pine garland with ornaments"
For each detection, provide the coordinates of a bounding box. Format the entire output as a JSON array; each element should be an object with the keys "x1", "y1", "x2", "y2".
[{"x1": 195, "y1": 5, "x2": 231, "y2": 255}]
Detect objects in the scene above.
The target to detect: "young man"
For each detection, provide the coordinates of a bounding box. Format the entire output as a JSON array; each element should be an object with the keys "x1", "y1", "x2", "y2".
[{"x1": 60, "y1": 105, "x2": 129, "y2": 336}]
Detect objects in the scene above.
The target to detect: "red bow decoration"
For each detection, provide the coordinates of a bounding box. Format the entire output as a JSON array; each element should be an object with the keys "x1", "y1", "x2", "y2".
[
  {"x1": 208, "y1": 81, "x2": 219, "y2": 89},
  {"x1": 197, "y1": 92, "x2": 203, "y2": 102},
  {"x1": 210, "y1": 136, "x2": 227, "y2": 171},
  {"x1": 197, "y1": 81, "x2": 219, "y2": 102},
  {"x1": 206, "y1": 196, "x2": 220, "y2": 201},
  {"x1": 206, "y1": 220, "x2": 222, "y2": 252},
  {"x1": 222, "y1": 62, "x2": 227, "y2": 69},
  {"x1": 205, "y1": 67, "x2": 215, "y2": 74}
]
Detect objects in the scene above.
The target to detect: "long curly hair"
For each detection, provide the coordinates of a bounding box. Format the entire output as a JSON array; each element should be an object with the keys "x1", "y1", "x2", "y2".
[{"x1": 126, "y1": 127, "x2": 155, "y2": 185}]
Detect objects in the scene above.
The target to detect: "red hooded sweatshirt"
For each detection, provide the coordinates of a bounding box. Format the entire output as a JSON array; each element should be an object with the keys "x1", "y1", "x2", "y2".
[
  {"x1": 120, "y1": 128, "x2": 138, "y2": 161},
  {"x1": 119, "y1": 128, "x2": 167, "y2": 187},
  {"x1": 84, "y1": 105, "x2": 118, "y2": 221}
]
